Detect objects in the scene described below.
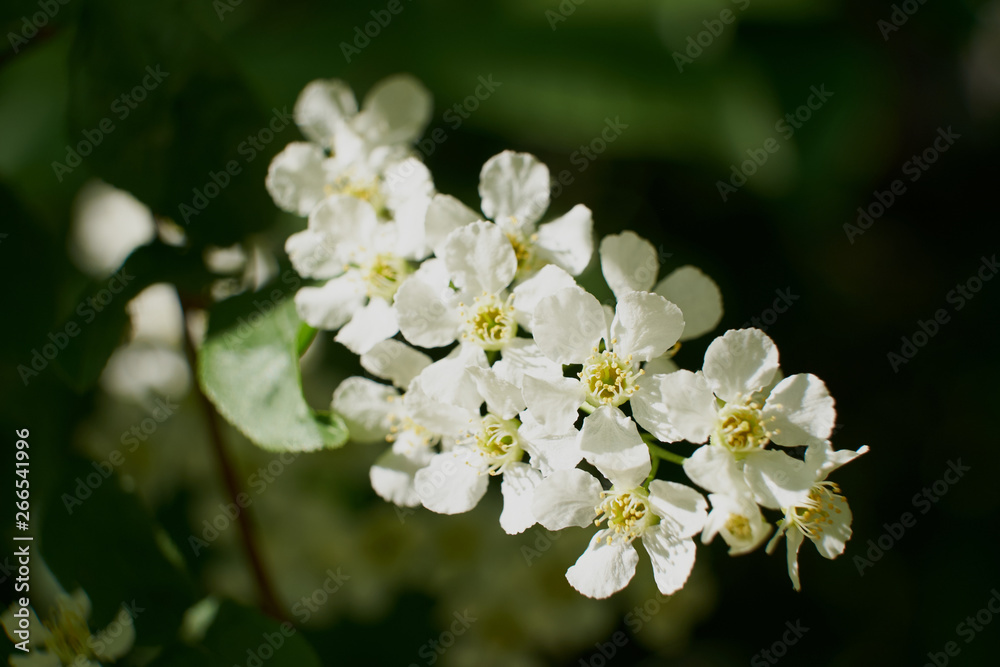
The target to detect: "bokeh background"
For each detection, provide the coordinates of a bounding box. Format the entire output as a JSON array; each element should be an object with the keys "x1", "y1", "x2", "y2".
[{"x1": 2, "y1": 0, "x2": 999, "y2": 665}]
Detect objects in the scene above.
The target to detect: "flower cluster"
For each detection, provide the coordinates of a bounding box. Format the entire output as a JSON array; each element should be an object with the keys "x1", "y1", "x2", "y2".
[{"x1": 266, "y1": 75, "x2": 866, "y2": 599}]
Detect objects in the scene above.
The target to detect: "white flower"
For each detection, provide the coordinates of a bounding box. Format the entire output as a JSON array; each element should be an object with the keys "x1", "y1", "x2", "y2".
[
  {"x1": 745, "y1": 442, "x2": 868, "y2": 590},
  {"x1": 395, "y1": 221, "x2": 578, "y2": 352},
  {"x1": 266, "y1": 75, "x2": 433, "y2": 217},
  {"x1": 1, "y1": 590, "x2": 135, "y2": 667},
  {"x1": 524, "y1": 285, "x2": 684, "y2": 473},
  {"x1": 599, "y1": 231, "x2": 723, "y2": 342},
  {"x1": 532, "y1": 464, "x2": 707, "y2": 599},
  {"x1": 628, "y1": 328, "x2": 835, "y2": 501},
  {"x1": 423, "y1": 150, "x2": 594, "y2": 278},
  {"x1": 700, "y1": 493, "x2": 773, "y2": 556},
  {"x1": 290, "y1": 195, "x2": 429, "y2": 354}
]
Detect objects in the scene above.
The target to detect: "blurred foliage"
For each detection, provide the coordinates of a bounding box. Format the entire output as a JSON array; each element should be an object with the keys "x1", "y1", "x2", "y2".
[{"x1": 1, "y1": 0, "x2": 998, "y2": 665}]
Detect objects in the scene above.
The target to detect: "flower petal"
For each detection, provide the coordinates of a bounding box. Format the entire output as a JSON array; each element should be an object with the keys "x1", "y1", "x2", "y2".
[
  {"x1": 414, "y1": 448, "x2": 489, "y2": 514},
  {"x1": 532, "y1": 468, "x2": 603, "y2": 530},
  {"x1": 600, "y1": 231, "x2": 659, "y2": 299},
  {"x1": 610, "y1": 291, "x2": 684, "y2": 363},
  {"x1": 334, "y1": 297, "x2": 399, "y2": 354},
  {"x1": 579, "y1": 406, "x2": 651, "y2": 488},
  {"x1": 654, "y1": 265, "x2": 723, "y2": 341},
  {"x1": 762, "y1": 373, "x2": 836, "y2": 448},
  {"x1": 442, "y1": 220, "x2": 517, "y2": 295},
  {"x1": 566, "y1": 534, "x2": 638, "y2": 599},
  {"x1": 370, "y1": 446, "x2": 434, "y2": 507},
  {"x1": 500, "y1": 462, "x2": 543, "y2": 535},
  {"x1": 394, "y1": 268, "x2": 460, "y2": 349},
  {"x1": 517, "y1": 411, "x2": 583, "y2": 475},
  {"x1": 356, "y1": 74, "x2": 432, "y2": 146},
  {"x1": 511, "y1": 264, "x2": 578, "y2": 331},
  {"x1": 785, "y1": 526, "x2": 805, "y2": 591},
  {"x1": 360, "y1": 339, "x2": 432, "y2": 389},
  {"x1": 93, "y1": 605, "x2": 136, "y2": 660},
  {"x1": 647, "y1": 480, "x2": 708, "y2": 539},
  {"x1": 682, "y1": 445, "x2": 751, "y2": 498},
  {"x1": 294, "y1": 276, "x2": 366, "y2": 330},
  {"x1": 293, "y1": 79, "x2": 358, "y2": 147},
  {"x1": 331, "y1": 377, "x2": 398, "y2": 444},
  {"x1": 532, "y1": 286, "x2": 605, "y2": 365},
  {"x1": 522, "y1": 374, "x2": 585, "y2": 435},
  {"x1": 703, "y1": 328, "x2": 780, "y2": 404},
  {"x1": 812, "y1": 493, "x2": 853, "y2": 560},
  {"x1": 631, "y1": 370, "x2": 717, "y2": 444},
  {"x1": 265, "y1": 142, "x2": 330, "y2": 216},
  {"x1": 642, "y1": 527, "x2": 697, "y2": 596},
  {"x1": 534, "y1": 204, "x2": 594, "y2": 276},
  {"x1": 468, "y1": 365, "x2": 526, "y2": 420},
  {"x1": 424, "y1": 193, "x2": 479, "y2": 256},
  {"x1": 479, "y1": 150, "x2": 551, "y2": 227},
  {"x1": 742, "y1": 449, "x2": 812, "y2": 510}
]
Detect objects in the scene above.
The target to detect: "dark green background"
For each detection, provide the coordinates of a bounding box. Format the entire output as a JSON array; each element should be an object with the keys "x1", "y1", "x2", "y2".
[{"x1": 2, "y1": 0, "x2": 998, "y2": 665}]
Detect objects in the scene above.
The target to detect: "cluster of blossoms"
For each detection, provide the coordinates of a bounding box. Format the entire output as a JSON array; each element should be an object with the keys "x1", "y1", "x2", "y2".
[{"x1": 266, "y1": 74, "x2": 867, "y2": 599}]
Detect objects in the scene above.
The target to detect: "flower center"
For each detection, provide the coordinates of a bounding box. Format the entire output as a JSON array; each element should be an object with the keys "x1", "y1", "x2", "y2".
[
  {"x1": 360, "y1": 253, "x2": 410, "y2": 300},
  {"x1": 790, "y1": 482, "x2": 843, "y2": 540},
  {"x1": 505, "y1": 230, "x2": 537, "y2": 274},
  {"x1": 711, "y1": 403, "x2": 769, "y2": 454},
  {"x1": 45, "y1": 601, "x2": 95, "y2": 663},
  {"x1": 459, "y1": 293, "x2": 517, "y2": 351},
  {"x1": 580, "y1": 349, "x2": 642, "y2": 407},
  {"x1": 723, "y1": 514, "x2": 753, "y2": 542},
  {"x1": 324, "y1": 175, "x2": 385, "y2": 213},
  {"x1": 472, "y1": 414, "x2": 523, "y2": 474},
  {"x1": 594, "y1": 488, "x2": 659, "y2": 545}
]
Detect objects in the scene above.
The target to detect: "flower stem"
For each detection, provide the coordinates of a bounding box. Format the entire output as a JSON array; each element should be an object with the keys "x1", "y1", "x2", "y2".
[
  {"x1": 579, "y1": 402, "x2": 596, "y2": 414},
  {"x1": 181, "y1": 302, "x2": 286, "y2": 622},
  {"x1": 641, "y1": 434, "x2": 687, "y2": 465}
]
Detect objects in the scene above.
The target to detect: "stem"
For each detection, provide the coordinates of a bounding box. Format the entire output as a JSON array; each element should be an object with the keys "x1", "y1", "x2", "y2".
[
  {"x1": 644, "y1": 456, "x2": 660, "y2": 487},
  {"x1": 641, "y1": 434, "x2": 687, "y2": 465},
  {"x1": 181, "y1": 304, "x2": 286, "y2": 621},
  {"x1": 579, "y1": 402, "x2": 596, "y2": 414}
]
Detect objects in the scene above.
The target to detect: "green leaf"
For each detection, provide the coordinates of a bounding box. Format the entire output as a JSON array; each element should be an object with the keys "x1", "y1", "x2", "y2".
[{"x1": 198, "y1": 296, "x2": 348, "y2": 452}]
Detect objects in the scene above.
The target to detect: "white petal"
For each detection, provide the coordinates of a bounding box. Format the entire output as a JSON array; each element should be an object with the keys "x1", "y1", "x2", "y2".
[
  {"x1": 600, "y1": 231, "x2": 659, "y2": 299},
  {"x1": 654, "y1": 266, "x2": 723, "y2": 341},
  {"x1": 414, "y1": 448, "x2": 489, "y2": 514},
  {"x1": 647, "y1": 480, "x2": 708, "y2": 538},
  {"x1": 356, "y1": 74, "x2": 432, "y2": 146},
  {"x1": 521, "y1": 374, "x2": 585, "y2": 435},
  {"x1": 642, "y1": 355, "x2": 679, "y2": 377},
  {"x1": 500, "y1": 462, "x2": 543, "y2": 535},
  {"x1": 498, "y1": 338, "x2": 564, "y2": 381},
  {"x1": 394, "y1": 275, "x2": 460, "y2": 348},
  {"x1": 742, "y1": 450, "x2": 812, "y2": 510},
  {"x1": 294, "y1": 276, "x2": 366, "y2": 330},
  {"x1": 405, "y1": 352, "x2": 484, "y2": 435},
  {"x1": 479, "y1": 150, "x2": 551, "y2": 227},
  {"x1": 762, "y1": 373, "x2": 836, "y2": 448},
  {"x1": 370, "y1": 446, "x2": 434, "y2": 507},
  {"x1": 468, "y1": 365, "x2": 525, "y2": 420},
  {"x1": 265, "y1": 142, "x2": 329, "y2": 216},
  {"x1": 785, "y1": 527, "x2": 805, "y2": 591},
  {"x1": 285, "y1": 228, "x2": 341, "y2": 280},
  {"x1": 631, "y1": 370, "x2": 717, "y2": 444},
  {"x1": 682, "y1": 445, "x2": 751, "y2": 498},
  {"x1": 517, "y1": 411, "x2": 583, "y2": 475},
  {"x1": 701, "y1": 493, "x2": 772, "y2": 556},
  {"x1": 511, "y1": 264, "x2": 577, "y2": 331},
  {"x1": 579, "y1": 406, "x2": 650, "y2": 488},
  {"x1": 331, "y1": 377, "x2": 398, "y2": 444},
  {"x1": 360, "y1": 339, "x2": 432, "y2": 389},
  {"x1": 611, "y1": 291, "x2": 684, "y2": 363},
  {"x1": 334, "y1": 297, "x2": 399, "y2": 354},
  {"x1": 566, "y1": 534, "x2": 638, "y2": 599},
  {"x1": 642, "y1": 527, "x2": 697, "y2": 596},
  {"x1": 93, "y1": 605, "x2": 136, "y2": 660},
  {"x1": 531, "y1": 468, "x2": 603, "y2": 530},
  {"x1": 534, "y1": 204, "x2": 594, "y2": 276},
  {"x1": 442, "y1": 220, "x2": 517, "y2": 295},
  {"x1": 703, "y1": 328, "x2": 780, "y2": 404},
  {"x1": 812, "y1": 493, "x2": 853, "y2": 560},
  {"x1": 805, "y1": 442, "x2": 869, "y2": 479},
  {"x1": 424, "y1": 194, "x2": 479, "y2": 256},
  {"x1": 532, "y1": 286, "x2": 605, "y2": 365},
  {"x1": 293, "y1": 79, "x2": 358, "y2": 147}
]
